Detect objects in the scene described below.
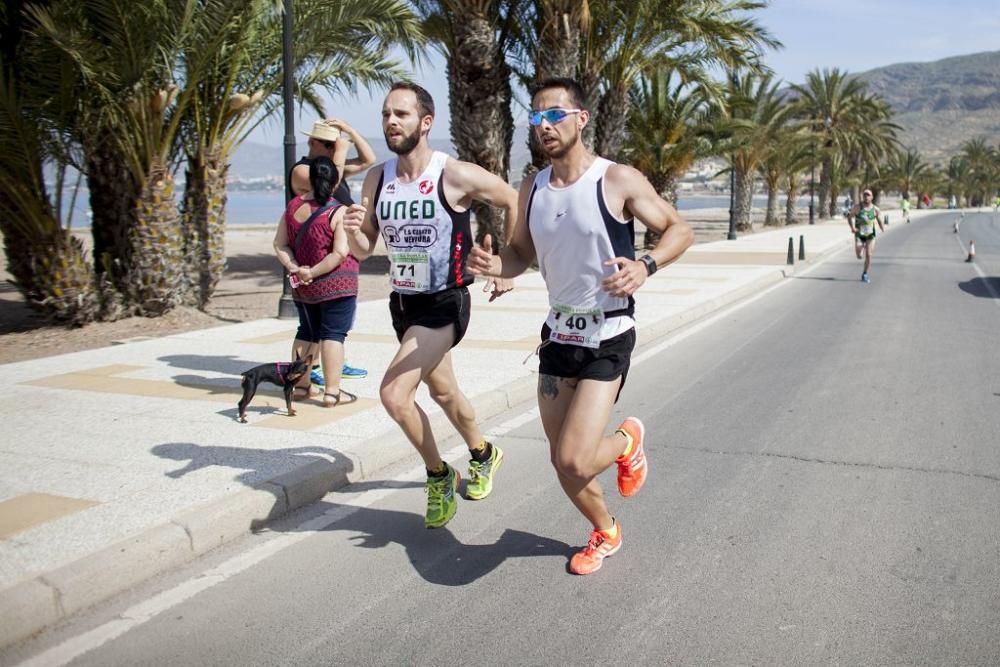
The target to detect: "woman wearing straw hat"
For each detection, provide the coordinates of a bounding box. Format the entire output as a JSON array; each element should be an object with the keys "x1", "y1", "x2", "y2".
[{"x1": 290, "y1": 119, "x2": 376, "y2": 206}]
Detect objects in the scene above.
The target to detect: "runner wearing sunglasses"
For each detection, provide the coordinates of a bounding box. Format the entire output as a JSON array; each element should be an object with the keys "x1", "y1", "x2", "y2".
[
  {"x1": 469, "y1": 77, "x2": 694, "y2": 575},
  {"x1": 343, "y1": 82, "x2": 517, "y2": 529}
]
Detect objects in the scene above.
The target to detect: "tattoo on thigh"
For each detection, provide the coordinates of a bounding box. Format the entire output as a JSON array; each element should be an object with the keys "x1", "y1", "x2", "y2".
[{"x1": 539, "y1": 374, "x2": 559, "y2": 400}]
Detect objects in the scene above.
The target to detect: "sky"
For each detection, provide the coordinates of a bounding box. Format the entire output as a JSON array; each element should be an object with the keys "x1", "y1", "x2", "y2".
[{"x1": 249, "y1": 0, "x2": 1000, "y2": 145}]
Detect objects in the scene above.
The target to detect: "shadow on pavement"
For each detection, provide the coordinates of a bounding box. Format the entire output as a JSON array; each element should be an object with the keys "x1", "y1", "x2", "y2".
[
  {"x1": 288, "y1": 500, "x2": 574, "y2": 586},
  {"x1": 151, "y1": 442, "x2": 352, "y2": 486},
  {"x1": 958, "y1": 277, "x2": 1000, "y2": 299},
  {"x1": 791, "y1": 275, "x2": 859, "y2": 282},
  {"x1": 161, "y1": 354, "x2": 265, "y2": 375}
]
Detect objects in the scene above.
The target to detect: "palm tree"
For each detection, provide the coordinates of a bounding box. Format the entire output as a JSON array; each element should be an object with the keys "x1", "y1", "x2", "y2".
[
  {"x1": 790, "y1": 68, "x2": 872, "y2": 218},
  {"x1": 414, "y1": 0, "x2": 522, "y2": 247},
  {"x1": 180, "y1": 0, "x2": 422, "y2": 307},
  {"x1": 840, "y1": 92, "x2": 899, "y2": 205},
  {"x1": 718, "y1": 74, "x2": 793, "y2": 232},
  {"x1": 883, "y1": 149, "x2": 930, "y2": 200},
  {"x1": 623, "y1": 67, "x2": 713, "y2": 246},
  {"x1": 0, "y1": 69, "x2": 101, "y2": 324},
  {"x1": 24, "y1": 0, "x2": 197, "y2": 316},
  {"x1": 780, "y1": 141, "x2": 814, "y2": 226},
  {"x1": 945, "y1": 156, "x2": 974, "y2": 207},
  {"x1": 8, "y1": 0, "x2": 422, "y2": 322},
  {"x1": 580, "y1": 0, "x2": 779, "y2": 161},
  {"x1": 958, "y1": 137, "x2": 997, "y2": 206}
]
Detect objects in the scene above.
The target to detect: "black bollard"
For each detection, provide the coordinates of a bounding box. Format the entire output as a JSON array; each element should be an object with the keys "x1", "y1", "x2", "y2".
[
  {"x1": 787, "y1": 237, "x2": 795, "y2": 265},
  {"x1": 798, "y1": 234, "x2": 805, "y2": 261}
]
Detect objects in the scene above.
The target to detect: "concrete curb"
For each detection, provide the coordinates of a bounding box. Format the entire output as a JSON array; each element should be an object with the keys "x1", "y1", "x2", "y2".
[{"x1": 0, "y1": 232, "x2": 853, "y2": 649}]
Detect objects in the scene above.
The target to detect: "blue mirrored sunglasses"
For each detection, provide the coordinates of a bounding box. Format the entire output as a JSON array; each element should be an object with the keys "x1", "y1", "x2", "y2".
[{"x1": 528, "y1": 108, "x2": 582, "y2": 127}]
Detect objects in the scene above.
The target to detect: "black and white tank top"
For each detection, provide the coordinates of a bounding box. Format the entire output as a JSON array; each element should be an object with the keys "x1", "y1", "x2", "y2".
[{"x1": 373, "y1": 151, "x2": 473, "y2": 294}]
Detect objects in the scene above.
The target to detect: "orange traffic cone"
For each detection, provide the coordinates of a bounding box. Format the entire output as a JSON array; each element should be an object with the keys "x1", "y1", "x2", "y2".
[{"x1": 965, "y1": 240, "x2": 975, "y2": 263}]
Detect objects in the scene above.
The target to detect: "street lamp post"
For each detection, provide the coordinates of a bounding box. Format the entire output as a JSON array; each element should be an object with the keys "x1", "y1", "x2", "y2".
[
  {"x1": 727, "y1": 165, "x2": 737, "y2": 240},
  {"x1": 277, "y1": 0, "x2": 297, "y2": 319},
  {"x1": 809, "y1": 158, "x2": 816, "y2": 225}
]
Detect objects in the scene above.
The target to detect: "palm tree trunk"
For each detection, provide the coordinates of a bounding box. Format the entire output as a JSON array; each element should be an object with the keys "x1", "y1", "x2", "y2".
[
  {"x1": 579, "y1": 70, "x2": 600, "y2": 152},
  {"x1": 642, "y1": 172, "x2": 676, "y2": 248},
  {"x1": 818, "y1": 159, "x2": 832, "y2": 219},
  {"x1": 123, "y1": 161, "x2": 183, "y2": 315},
  {"x1": 733, "y1": 166, "x2": 754, "y2": 232},
  {"x1": 182, "y1": 147, "x2": 229, "y2": 308},
  {"x1": 784, "y1": 177, "x2": 800, "y2": 225},
  {"x1": 595, "y1": 85, "x2": 630, "y2": 160},
  {"x1": 764, "y1": 178, "x2": 780, "y2": 226},
  {"x1": 85, "y1": 140, "x2": 136, "y2": 285},
  {"x1": 447, "y1": 11, "x2": 513, "y2": 249}
]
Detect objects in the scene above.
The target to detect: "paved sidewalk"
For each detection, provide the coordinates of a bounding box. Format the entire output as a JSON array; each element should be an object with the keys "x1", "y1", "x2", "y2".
[{"x1": 0, "y1": 216, "x2": 908, "y2": 647}]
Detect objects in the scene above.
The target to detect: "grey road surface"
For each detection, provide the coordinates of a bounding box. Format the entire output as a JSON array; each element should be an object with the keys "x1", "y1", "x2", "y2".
[{"x1": 7, "y1": 211, "x2": 1000, "y2": 666}]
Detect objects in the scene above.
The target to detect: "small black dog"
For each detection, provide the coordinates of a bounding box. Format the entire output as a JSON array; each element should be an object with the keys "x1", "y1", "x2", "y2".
[{"x1": 237, "y1": 355, "x2": 313, "y2": 423}]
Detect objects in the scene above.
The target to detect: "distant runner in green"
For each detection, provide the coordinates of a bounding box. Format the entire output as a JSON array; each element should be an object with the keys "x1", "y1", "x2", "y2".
[{"x1": 849, "y1": 189, "x2": 884, "y2": 283}]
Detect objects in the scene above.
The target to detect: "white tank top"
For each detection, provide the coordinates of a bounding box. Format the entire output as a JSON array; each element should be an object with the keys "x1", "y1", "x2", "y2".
[
  {"x1": 527, "y1": 157, "x2": 636, "y2": 342},
  {"x1": 373, "y1": 151, "x2": 474, "y2": 294}
]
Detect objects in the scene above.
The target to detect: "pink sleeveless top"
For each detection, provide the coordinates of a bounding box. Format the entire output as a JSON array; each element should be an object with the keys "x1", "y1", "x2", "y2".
[{"x1": 284, "y1": 195, "x2": 359, "y2": 304}]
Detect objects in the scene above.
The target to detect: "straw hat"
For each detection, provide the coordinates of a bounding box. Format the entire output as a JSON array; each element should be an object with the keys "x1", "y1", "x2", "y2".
[{"x1": 301, "y1": 120, "x2": 341, "y2": 142}]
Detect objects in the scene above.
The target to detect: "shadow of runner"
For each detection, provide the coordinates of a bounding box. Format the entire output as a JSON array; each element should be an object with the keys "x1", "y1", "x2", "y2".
[
  {"x1": 285, "y1": 500, "x2": 574, "y2": 586},
  {"x1": 958, "y1": 277, "x2": 1000, "y2": 299},
  {"x1": 150, "y1": 443, "x2": 572, "y2": 584}
]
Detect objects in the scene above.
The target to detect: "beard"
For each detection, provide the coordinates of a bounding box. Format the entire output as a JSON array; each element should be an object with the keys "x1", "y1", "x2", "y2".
[
  {"x1": 540, "y1": 130, "x2": 578, "y2": 159},
  {"x1": 385, "y1": 127, "x2": 421, "y2": 155}
]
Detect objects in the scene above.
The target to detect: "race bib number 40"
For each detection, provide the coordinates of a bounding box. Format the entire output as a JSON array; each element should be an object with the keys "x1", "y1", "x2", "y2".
[
  {"x1": 548, "y1": 304, "x2": 604, "y2": 349},
  {"x1": 389, "y1": 251, "x2": 430, "y2": 291}
]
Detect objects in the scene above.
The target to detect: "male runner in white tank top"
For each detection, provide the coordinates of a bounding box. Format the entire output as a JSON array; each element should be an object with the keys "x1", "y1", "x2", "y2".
[
  {"x1": 344, "y1": 82, "x2": 518, "y2": 529},
  {"x1": 469, "y1": 77, "x2": 694, "y2": 575}
]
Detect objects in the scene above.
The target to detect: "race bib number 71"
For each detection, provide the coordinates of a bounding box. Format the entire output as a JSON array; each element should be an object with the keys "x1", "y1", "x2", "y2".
[{"x1": 389, "y1": 251, "x2": 430, "y2": 291}]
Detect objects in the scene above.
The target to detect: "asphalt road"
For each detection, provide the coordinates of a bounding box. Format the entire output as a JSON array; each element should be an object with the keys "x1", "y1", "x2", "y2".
[{"x1": 7, "y1": 210, "x2": 1000, "y2": 667}]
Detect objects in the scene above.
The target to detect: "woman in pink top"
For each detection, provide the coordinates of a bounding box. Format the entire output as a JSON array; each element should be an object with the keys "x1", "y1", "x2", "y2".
[{"x1": 273, "y1": 156, "x2": 358, "y2": 407}]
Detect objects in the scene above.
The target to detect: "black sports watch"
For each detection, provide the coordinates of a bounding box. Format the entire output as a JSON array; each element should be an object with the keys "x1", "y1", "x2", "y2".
[{"x1": 639, "y1": 254, "x2": 657, "y2": 276}]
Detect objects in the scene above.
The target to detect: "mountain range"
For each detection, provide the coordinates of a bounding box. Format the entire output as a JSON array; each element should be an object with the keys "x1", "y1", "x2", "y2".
[{"x1": 855, "y1": 50, "x2": 1000, "y2": 160}]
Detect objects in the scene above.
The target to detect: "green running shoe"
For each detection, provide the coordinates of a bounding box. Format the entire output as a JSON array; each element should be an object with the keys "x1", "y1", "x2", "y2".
[
  {"x1": 425, "y1": 464, "x2": 460, "y2": 529},
  {"x1": 466, "y1": 443, "x2": 504, "y2": 500}
]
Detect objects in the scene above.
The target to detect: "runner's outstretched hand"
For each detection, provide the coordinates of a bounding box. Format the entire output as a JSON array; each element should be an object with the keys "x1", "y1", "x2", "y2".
[
  {"x1": 468, "y1": 234, "x2": 497, "y2": 276},
  {"x1": 469, "y1": 235, "x2": 513, "y2": 301},
  {"x1": 344, "y1": 196, "x2": 368, "y2": 234}
]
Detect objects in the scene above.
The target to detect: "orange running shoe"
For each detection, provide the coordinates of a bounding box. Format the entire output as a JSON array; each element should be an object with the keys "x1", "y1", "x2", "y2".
[
  {"x1": 569, "y1": 523, "x2": 623, "y2": 575},
  {"x1": 615, "y1": 417, "x2": 647, "y2": 497}
]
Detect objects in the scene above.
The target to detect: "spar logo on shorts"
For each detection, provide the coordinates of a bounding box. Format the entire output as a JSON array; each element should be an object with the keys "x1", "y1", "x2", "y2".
[{"x1": 418, "y1": 179, "x2": 434, "y2": 195}]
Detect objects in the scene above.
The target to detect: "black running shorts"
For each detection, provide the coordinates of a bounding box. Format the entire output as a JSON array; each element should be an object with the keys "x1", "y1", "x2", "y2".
[
  {"x1": 538, "y1": 325, "x2": 636, "y2": 402},
  {"x1": 389, "y1": 286, "x2": 471, "y2": 348}
]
